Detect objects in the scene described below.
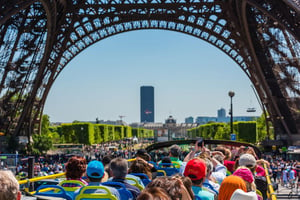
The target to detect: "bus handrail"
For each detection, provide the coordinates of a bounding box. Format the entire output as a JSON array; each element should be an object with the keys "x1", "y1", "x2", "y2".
[
  {"x1": 18, "y1": 172, "x2": 66, "y2": 185},
  {"x1": 18, "y1": 158, "x2": 137, "y2": 190},
  {"x1": 263, "y1": 163, "x2": 277, "y2": 200}
]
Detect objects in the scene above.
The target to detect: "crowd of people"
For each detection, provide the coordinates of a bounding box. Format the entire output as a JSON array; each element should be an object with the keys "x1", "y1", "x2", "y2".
[
  {"x1": 270, "y1": 159, "x2": 300, "y2": 188},
  {"x1": 0, "y1": 140, "x2": 293, "y2": 200}
]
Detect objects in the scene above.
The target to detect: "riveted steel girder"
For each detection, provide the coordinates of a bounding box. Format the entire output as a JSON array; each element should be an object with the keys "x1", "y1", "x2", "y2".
[{"x1": 0, "y1": 0, "x2": 299, "y2": 144}]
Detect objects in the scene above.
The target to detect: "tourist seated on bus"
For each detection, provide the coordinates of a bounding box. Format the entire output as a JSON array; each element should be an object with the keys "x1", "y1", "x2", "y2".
[
  {"x1": 238, "y1": 153, "x2": 267, "y2": 200},
  {"x1": 172, "y1": 174, "x2": 194, "y2": 199},
  {"x1": 218, "y1": 175, "x2": 248, "y2": 200},
  {"x1": 0, "y1": 170, "x2": 21, "y2": 200},
  {"x1": 230, "y1": 189, "x2": 258, "y2": 200},
  {"x1": 160, "y1": 156, "x2": 172, "y2": 167},
  {"x1": 73, "y1": 160, "x2": 120, "y2": 199},
  {"x1": 128, "y1": 157, "x2": 152, "y2": 184},
  {"x1": 201, "y1": 157, "x2": 220, "y2": 197},
  {"x1": 109, "y1": 157, "x2": 141, "y2": 200},
  {"x1": 101, "y1": 155, "x2": 114, "y2": 182},
  {"x1": 233, "y1": 167, "x2": 262, "y2": 200},
  {"x1": 135, "y1": 149, "x2": 151, "y2": 162},
  {"x1": 137, "y1": 187, "x2": 171, "y2": 200},
  {"x1": 215, "y1": 146, "x2": 235, "y2": 173},
  {"x1": 135, "y1": 149, "x2": 157, "y2": 170},
  {"x1": 62, "y1": 156, "x2": 88, "y2": 187},
  {"x1": 169, "y1": 145, "x2": 183, "y2": 167},
  {"x1": 146, "y1": 176, "x2": 192, "y2": 200},
  {"x1": 183, "y1": 158, "x2": 214, "y2": 200},
  {"x1": 135, "y1": 148, "x2": 157, "y2": 179},
  {"x1": 181, "y1": 144, "x2": 226, "y2": 185},
  {"x1": 202, "y1": 150, "x2": 227, "y2": 184}
]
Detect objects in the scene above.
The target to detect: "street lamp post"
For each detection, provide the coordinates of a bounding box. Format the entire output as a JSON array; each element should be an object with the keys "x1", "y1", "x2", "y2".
[{"x1": 228, "y1": 91, "x2": 235, "y2": 134}]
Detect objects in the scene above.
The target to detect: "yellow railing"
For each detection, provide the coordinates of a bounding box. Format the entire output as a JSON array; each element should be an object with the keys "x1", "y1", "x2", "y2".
[
  {"x1": 19, "y1": 158, "x2": 137, "y2": 192},
  {"x1": 18, "y1": 172, "x2": 66, "y2": 192},
  {"x1": 263, "y1": 163, "x2": 277, "y2": 200},
  {"x1": 19, "y1": 172, "x2": 66, "y2": 185},
  {"x1": 127, "y1": 158, "x2": 136, "y2": 162}
]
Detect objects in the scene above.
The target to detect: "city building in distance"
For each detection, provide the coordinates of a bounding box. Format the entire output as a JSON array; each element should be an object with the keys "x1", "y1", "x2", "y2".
[
  {"x1": 195, "y1": 108, "x2": 259, "y2": 124},
  {"x1": 140, "y1": 86, "x2": 154, "y2": 123}
]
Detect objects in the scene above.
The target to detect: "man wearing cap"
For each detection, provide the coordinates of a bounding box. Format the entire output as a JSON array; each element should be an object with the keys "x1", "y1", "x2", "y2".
[
  {"x1": 184, "y1": 158, "x2": 214, "y2": 200},
  {"x1": 73, "y1": 160, "x2": 120, "y2": 199},
  {"x1": 238, "y1": 153, "x2": 267, "y2": 200},
  {"x1": 238, "y1": 153, "x2": 266, "y2": 177}
]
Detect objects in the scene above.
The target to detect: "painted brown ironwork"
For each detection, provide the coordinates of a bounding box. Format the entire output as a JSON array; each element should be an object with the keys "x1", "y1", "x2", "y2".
[{"x1": 0, "y1": 0, "x2": 299, "y2": 144}]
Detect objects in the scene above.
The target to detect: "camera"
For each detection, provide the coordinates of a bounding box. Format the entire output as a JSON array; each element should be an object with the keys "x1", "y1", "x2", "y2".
[{"x1": 197, "y1": 138, "x2": 203, "y2": 147}]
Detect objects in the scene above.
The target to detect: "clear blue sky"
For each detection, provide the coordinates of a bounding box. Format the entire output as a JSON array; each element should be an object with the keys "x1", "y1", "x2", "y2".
[{"x1": 43, "y1": 30, "x2": 262, "y2": 124}]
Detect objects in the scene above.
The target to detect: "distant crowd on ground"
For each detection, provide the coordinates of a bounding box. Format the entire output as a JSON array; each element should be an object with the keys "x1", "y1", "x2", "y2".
[{"x1": 2, "y1": 140, "x2": 298, "y2": 200}]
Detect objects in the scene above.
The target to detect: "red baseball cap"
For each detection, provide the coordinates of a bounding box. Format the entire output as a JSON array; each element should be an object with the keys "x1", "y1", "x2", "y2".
[{"x1": 184, "y1": 159, "x2": 206, "y2": 180}]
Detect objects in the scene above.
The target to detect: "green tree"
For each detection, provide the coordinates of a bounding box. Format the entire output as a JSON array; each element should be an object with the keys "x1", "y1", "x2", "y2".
[
  {"x1": 41, "y1": 115, "x2": 51, "y2": 135},
  {"x1": 257, "y1": 113, "x2": 274, "y2": 141},
  {"x1": 31, "y1": 114, "x2": 53, "y2": 155},
  {"x1": 32, "y1": 133, "x2": 53, "y2": 155}
]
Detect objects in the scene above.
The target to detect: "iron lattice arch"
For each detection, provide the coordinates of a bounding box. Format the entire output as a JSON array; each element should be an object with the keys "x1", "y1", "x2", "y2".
[{"x1": 0, "y1": 0, "x2": 299, "y2": 143}]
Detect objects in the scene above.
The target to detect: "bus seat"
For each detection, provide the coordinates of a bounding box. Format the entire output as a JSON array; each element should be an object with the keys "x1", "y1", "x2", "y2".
[
  {"x1": 157, "y1": 170, "x2": 167, "y2": 176},
  {"x1": 34, "y1": 185, "x2": 73, "y2": 200},
  {"x1": 101, "y1": 181, "x2": 133, "y2": 200},
  {"x1": 148, "y1": 161, "x2": 158, "y2": 168},
  {"x1": 125, "y1": 177, "x2": 145, "y2": 191},
  {"x1": 129, "y1": 173, "x2": 151, "y2": 186},
  {"x1": 59, "y1": 179, "x2": 86, "y2": 197},
  {"x1": 171, "y1": 161, "x2": 181, "y2": 168},
  {"x1": 59, "y1": 180, "x2": 86, "y2": 189},
  {"x1": 157, "y1": 163, "x2": 180, "y2": 176},
  {"x1": 75, "y1": 185, "x2": 118, "y2": 200}
]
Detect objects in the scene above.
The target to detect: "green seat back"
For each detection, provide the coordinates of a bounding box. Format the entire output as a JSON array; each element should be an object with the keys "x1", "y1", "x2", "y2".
[{"x1": 75, "y1": 186, "x2": 118, "y2": 200}]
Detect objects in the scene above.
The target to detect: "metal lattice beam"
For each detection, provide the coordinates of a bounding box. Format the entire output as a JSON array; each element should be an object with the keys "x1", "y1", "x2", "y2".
[{"x1": 0, "y1": 0, "x2": 299, "y2": 144}]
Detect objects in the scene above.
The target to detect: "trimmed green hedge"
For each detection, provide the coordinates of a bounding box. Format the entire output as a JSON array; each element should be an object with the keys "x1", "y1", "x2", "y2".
[
  {"x1": 187, "y1": 121, "x2": 257, "y2": 143},
  {"x1": 51, "y1": 123, "x2": 152, "y2": 144},
  {"x1": 236, "y1": 121, "x2": 257, "y2": 143}
]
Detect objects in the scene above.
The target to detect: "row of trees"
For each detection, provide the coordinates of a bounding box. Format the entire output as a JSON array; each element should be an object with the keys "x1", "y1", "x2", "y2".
[
  {"x1": 187, "y1": 114, "x2": 273, "y2": 144},
  {"x1": 28, "y1": 115, "x2": 154, "y2": 155},
  {"x1": 27, "y1": 113, "x2": 270, "y2": 154},
  {"x1": 51, "y1": 123, "x2": 153, "y2": 145}
]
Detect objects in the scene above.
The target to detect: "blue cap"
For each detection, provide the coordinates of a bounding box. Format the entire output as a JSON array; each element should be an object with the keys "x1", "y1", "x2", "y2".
[{"x1": 86, "y1": 160, "x2": 104, "y2": 179}]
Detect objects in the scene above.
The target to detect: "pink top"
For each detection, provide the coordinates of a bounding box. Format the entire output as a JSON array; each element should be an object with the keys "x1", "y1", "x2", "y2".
[{"x1": 256, "y1": 165, "x2": 266, "y2": 177}]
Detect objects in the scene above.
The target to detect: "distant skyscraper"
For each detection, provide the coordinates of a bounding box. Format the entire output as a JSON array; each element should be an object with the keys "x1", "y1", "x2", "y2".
[
  {"x1": 140, "y1": 86, "x2": 154, "y2": 122},
  {"x1": 185, "y1": 116, "x2": 194, "y2": 123},
  {"x1": 218, "y1": 108, "x2": 226, "y2": 118}
]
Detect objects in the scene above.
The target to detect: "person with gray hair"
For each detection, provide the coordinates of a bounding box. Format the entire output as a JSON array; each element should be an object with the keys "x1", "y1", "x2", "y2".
[
  {"x1": 109, "y1": 157, "x2": 141, "y2": 199},
  {"x1": 0, "y1": 170, "x2": 21, "y2": 200},
  {"x1": 202, "y1": 158, "x2": 220, "y2": 199},
  {"x1": 169, "y1": 144, "x2": 183, "y2": 166}
]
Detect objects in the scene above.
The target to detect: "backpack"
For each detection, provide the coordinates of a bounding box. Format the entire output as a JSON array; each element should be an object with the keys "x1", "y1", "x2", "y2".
[{"x1": 255, "y1": 176, "x2": 267, "y2": 200}]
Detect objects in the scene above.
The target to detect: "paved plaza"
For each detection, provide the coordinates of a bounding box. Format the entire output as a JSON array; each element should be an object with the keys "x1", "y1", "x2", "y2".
[{"x1": 276, "y1": 183, "x2": 300, "y2": 199}]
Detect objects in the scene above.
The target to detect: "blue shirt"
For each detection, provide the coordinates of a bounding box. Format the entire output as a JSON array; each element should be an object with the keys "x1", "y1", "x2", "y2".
[{"x1": 192, "y1": 185, "x2": 214, "y2": 200}]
